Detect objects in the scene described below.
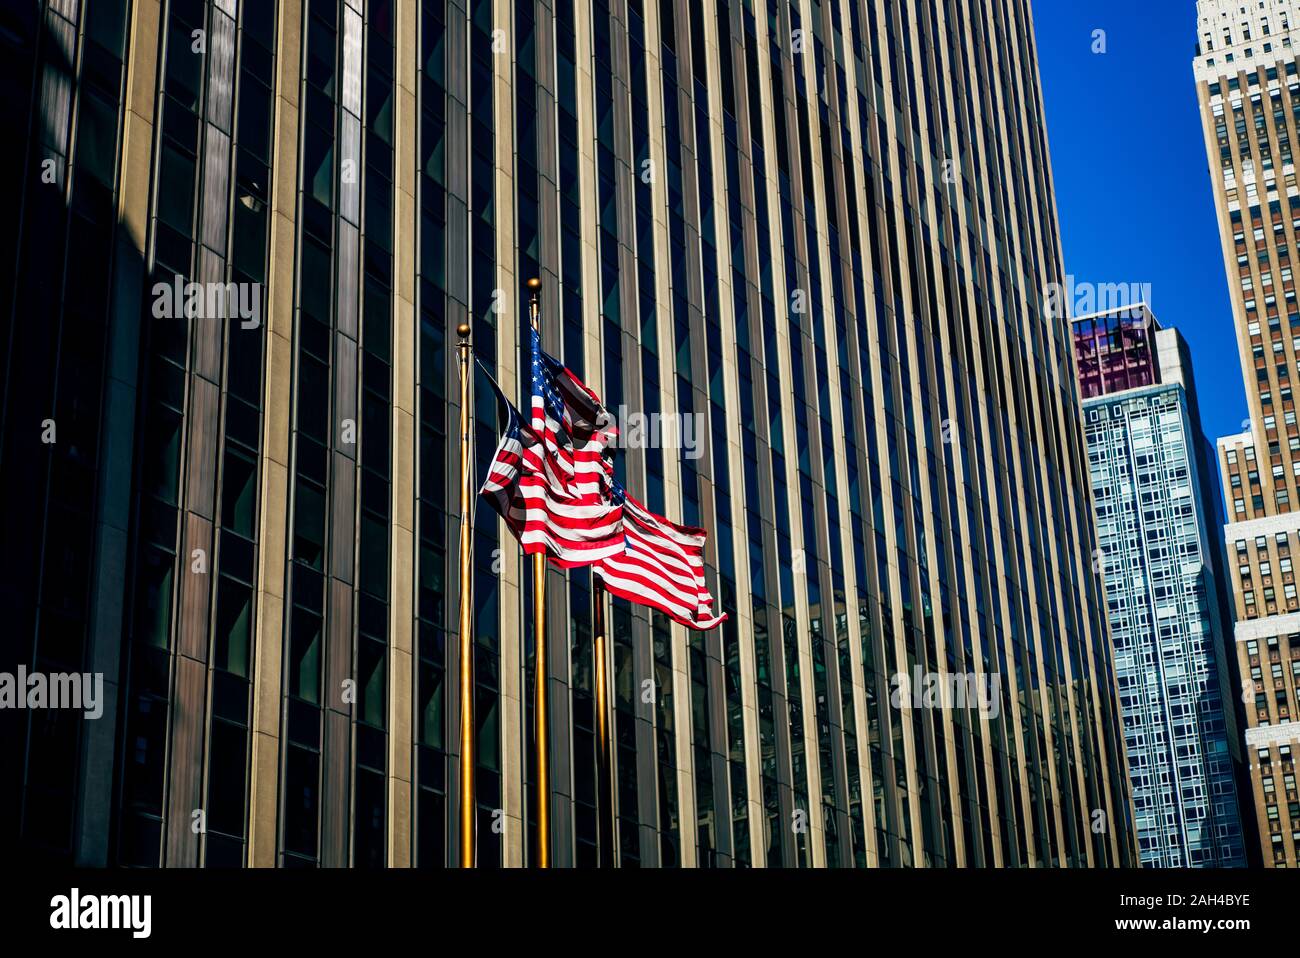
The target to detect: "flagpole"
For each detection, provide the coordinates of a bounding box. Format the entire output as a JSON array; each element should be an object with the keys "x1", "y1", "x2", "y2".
[
  {"x1": 456, "y1": 320, "x2": 476, "y2": 868},
  {"x1": 527, "y1": 276, "x2": 551, "y2": 868},
  {"x1": 592, "y1": 578, "x2": 615, "y2": 866}
]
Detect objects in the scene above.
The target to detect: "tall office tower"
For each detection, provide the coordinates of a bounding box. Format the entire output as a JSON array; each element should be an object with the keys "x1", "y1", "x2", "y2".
[
  {"x1": 1074, "y1": 305, "x2": 1250, "y2": 867},
  {"x1": 1195, "y1": 0, "x2": 1300, "y2": 866},
  {"x1": 1, "y1": 0, "x2": 1135, "y2": 867}
]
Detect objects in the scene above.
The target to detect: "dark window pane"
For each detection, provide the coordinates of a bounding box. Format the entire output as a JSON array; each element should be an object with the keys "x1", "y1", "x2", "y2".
[
  {"x1": 206, "y1": 720, "x2": 248, "y2": 836},
  {"x1": 227, "y1": 329, "x2": 263, "y2": 406},
  {"x1": 238, "y1": 77, "x2": 271, "y2": 160},
  {"x1": 214, "y1": 575, "x2": 252, "y2": 676},
  {"x1": 353, "y1": 767, "x2": 385, "y2": 867},
  {"x1": 289, "y1": 610, "x2": 322, "y2": 704},
  {"x1": 359, "y1": 513, "x2": 387, "y2": 597},
  {"x1": 293, "y1": 481, "x2": 325, "y2": 569},
  {"x1": 305, "y1": 119, "x2": 334, "y2": 208},
  {"x1": 307, "y1": 17, "x2": 336, "y2": 94},
  {"x1": 86, "y1": 0, "x2": 128, "y2": 57},
  {"x1": 283, "y1": 745, "x2": 319, "y2": 857},
  {"x1": 419, "y1": 661, "x2": 444, "y2": 748},
  {"x1": 296, "y1": 355, "x2": 329, "y2": 441},
  {"x1": 362, "y1": 391, "x2": 389, "y2": 471},
  {"x1": 165, "y1": 17, "x2": 202, "y2": 110},
  {"x1": 232, "y1": 197, "x2": 267, "y2": 280},
  {"x1": 134, "y1": 546, "x2": 174, "y2": 647},
  {"x1": 358, "y1": 638, "x2": 386, "y2": 727},
  {"x1": 299, "y1": 239, "x2": 332, "y2": 324},
  {"x1": 77, "y1": 89, "x2": 118, "y2": 188},
  {"x1": 221, "y1": 443, "x2": 257, "y2": 538},
  {"x1": 157, "y1": 141, "x2": 195, "y2": 237}
]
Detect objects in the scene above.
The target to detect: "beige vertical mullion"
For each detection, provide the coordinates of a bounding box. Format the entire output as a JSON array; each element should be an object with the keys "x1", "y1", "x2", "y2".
[
  {"x1": 936, "y1": 0, "x2": 1041, "y2": 866},
  {"x1": 533, "y1": 2, "x2": 578, "y2": 868},
  {"x1": 638, "y1": 0, "x2": 698, "y2": 868},
  {"x1": 912, "y1": 0, "x2": 970, "y2": 868},
  {"x1": 697, "y1": 0, "x2": 766, "y2": 867},
  {"x1": 747, "y1": 3, "x2": 827, "y2": 866},
  {"x1": 575, "y1": 0, "x2": 603, "y2": 393},
  {"x1": 790, "y1": 0, "x2": 893, "y2": 867},
  {"x1": 932, "y1": 0, "x2": 1017, "y2": 867},
  {"x1": 905, "y1": 0, "x2": 999, "y2": 868},
  {"x1": 970, "y1": 4, "x2": 1042, "y2": 866},
  {"x1": 1001, "y1": 1, "x2": 1096, "y2": 865},
  {"x1": 884, "y1": 0, "x2": 970, "y2": 869},
  {"x1": 249, "y1": 0, "x2": 304, "y2": 869},
  {"x1": 1016, "y1": 3, "x2": 1134, "y2": 867},
  {"x1": 119, "y1": 0, "x2": 162, "y2": 257},
  {"x1": 891, "y1": 0, "x2": 982, "y2": 869},
  {"x1": 832, "y1": 0, "x2": 883, "y2": 866},
  {"x1": 386, "y1": 0, "x2": 419, "y2": 869},
  {"x1": 803, "y1": 0, "x2": 896, "y2": 868},
  {"x1": 848, "y1": 0, "x2": 930, "y2": 864},
  {"x1": 493, "y1": 0, "x2": 524, "y2": 868},
  {"x1": 573, "y1": 0, "x2": 622, "y2": 860},
  {"x1": 788, "y1": 0, "x2": 836, "y2": 868},
  {"x1": 936, "y1": 0, "x2": 1012, "y2": 868},
  {"x1": 978, "y1": 2, "x2": 1071, "y2": 864},
  {"x1": 982, "y1": 0, "x2": 1107, "y2": 868},
  {"x1": 640, "y1": 1, "x2": 719, "y2": 867}
]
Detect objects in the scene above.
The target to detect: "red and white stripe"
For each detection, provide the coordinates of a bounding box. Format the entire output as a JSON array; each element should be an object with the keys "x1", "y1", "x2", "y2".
[
  {"x1": 481, "y1": 418, "x2": 624, "y2": 568},
  {"x1": 594, "y1": 492, "x2": 727, "y2": 630},
  {"x1": 530, "y1": 370, "x2": 617, "y2": 505}
]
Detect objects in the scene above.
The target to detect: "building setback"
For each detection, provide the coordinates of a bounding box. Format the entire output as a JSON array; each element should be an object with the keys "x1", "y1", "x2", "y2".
[
  {"x1": 1194, "y1": 0, "x2": 1300, "y2": 867},
  {"x1": 1075, "y1": 305, "x2": 1251, "y2": 867},
  {"x1": 0, "y1": 0, "x2": 1135, "y2": 867}
]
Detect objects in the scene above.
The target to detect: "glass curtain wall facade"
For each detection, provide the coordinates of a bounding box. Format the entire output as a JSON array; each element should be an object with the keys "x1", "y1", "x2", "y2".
[
  {"x1": 3, "y1": 0, "x2": 1135, "y2": 868},
  {"x1": 1076, "y1": 307, "x2": 1249, "y2": 867},
  {"x1": 1194, "y1": 0, "x2": 1300, "y2": 867}
]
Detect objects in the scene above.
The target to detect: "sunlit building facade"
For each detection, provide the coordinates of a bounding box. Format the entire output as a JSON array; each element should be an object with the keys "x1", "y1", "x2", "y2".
[
  {"x1": 1, "y1": 0, "x2": 1134, "y2": 868},
  {"x1": 1195, "y1": 0, "x2": 1300, "y2": 867}
]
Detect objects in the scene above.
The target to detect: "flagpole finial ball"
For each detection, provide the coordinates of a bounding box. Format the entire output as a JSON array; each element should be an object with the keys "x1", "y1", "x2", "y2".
[
  {"x1": 456, "y1": 322, "x2": 471, "y2": 339},
  {"x1": 526, "y1": 277, "x2": 542, "y2": 292}
]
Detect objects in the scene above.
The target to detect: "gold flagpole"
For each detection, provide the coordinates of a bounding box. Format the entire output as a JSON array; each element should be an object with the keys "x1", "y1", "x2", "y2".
[
  {"x1": 592, "y1": 578, "x2": 615, "y2": 866},
  {"x1": 527, "y1": 277, "x2": 551, "y2": 868},
  {"x1": 456, "y1": 321, "x2": 476, "y2": 868}
]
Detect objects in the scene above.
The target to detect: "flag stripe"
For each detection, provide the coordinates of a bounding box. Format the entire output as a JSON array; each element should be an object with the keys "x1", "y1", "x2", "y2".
[
  {"x1": 594, "y1": 490, "x2": 727, "y2": 631},
  {"x1": 478, "y1": 330, "x2": 624, "y2": 568}
]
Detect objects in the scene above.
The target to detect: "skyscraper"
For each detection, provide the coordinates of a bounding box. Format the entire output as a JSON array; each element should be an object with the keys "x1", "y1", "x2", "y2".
[
  {"x1": 1, "y1": 0, "x2": 1134, "y2": 868},
  {"x1": 1195, "y1": 0, "x2": 1300, "y2": 867},
  {"x1": 1074, "y1": 304, "x2": 1250, "y2": 867}
]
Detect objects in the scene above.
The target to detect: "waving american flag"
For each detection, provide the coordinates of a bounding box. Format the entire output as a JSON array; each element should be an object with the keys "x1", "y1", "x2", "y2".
[
  {"x1": 478, "y1": 337, "x2": 623, "y2": 568},
  {"x1": 594, "y1": 483, "x2": 727, "y2": 631}
]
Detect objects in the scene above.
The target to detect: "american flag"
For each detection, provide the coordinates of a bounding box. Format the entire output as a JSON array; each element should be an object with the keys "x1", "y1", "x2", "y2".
[
  {"x1": 528, "y1": 326, "x2": 618, "y2": 503},
  {"x1": 594, "y1": 484, "x2": 727, "y2": 631},
  {"x1": 477, "y1": 330, "x2": 724, "y2": 628},
  {"x1": 478, "y1": 348, "x2": 624, "y2": 569}
]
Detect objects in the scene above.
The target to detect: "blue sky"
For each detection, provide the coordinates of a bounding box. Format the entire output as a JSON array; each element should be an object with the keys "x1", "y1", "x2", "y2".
[{"x1": 1033, "y1": 0, "x2": 1245, "y2": 441}]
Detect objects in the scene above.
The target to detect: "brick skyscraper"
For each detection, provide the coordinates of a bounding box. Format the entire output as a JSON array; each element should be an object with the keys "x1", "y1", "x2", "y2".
[{"x1": 1195, "y1": 0, "x2": 1300, "y2": 867}]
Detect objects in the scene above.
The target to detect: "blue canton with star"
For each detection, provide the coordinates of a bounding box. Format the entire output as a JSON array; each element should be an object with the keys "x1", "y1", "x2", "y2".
[{"x1": 531, "y1": 327, "x2": 570, "y2": 428}]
